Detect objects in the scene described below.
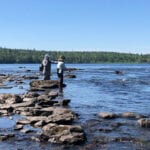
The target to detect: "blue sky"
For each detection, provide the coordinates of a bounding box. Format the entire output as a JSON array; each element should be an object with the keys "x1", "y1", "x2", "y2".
[{"x1": 0, "y1": 0, "x2": 150, "y2": 54}]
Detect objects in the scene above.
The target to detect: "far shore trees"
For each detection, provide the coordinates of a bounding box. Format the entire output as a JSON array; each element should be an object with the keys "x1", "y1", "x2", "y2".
[{"x1": 0, "y1": 47, "x2": 150, "y2": 64}]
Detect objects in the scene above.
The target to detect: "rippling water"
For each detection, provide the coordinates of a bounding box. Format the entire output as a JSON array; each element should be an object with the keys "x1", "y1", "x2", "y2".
[
  {"x1": 63, "y1": 64, "x2": 150, "y2": 119},
  {"x1": 0, "y1": 63, "x2": 150, "y2": 149}
]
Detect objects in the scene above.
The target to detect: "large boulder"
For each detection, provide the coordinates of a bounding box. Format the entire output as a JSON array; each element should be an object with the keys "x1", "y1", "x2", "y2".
[
  {"x1": 41, "y1": 123, "x2": 86, "y2": 144},
  {"x1": 30, "y1": 80, "x2": 66, "y2": 91},
  {"x1": 30, "y1": 80, "x2": 58, "y2": 91}
]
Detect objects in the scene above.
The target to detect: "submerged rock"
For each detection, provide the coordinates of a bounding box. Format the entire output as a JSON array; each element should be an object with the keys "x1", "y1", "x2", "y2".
[
  {"x1": 20, "y1": 128, "x2": 35, "y2": 134},
  {"x1": 0, "y1": 133, "x2": 15, "y2": 141},
  {"x1": 98, "y1": 112, "x2": 117, "y2": 119},
  {"x1": 115, "y1": 70, "x2": 124, "y2": 75},
  {"x1": 23, "y1": 76, "x2": 39, "y2": 80},
  {"x1": 64, "y1": 74, "x2": 76, "y2": 78},
  {"x1": 121, "y1": 112, "x2": 144, "y2": 119}
]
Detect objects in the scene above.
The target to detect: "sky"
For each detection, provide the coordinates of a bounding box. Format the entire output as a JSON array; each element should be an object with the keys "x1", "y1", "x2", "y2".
[{"x1": 0, "y1": 0, "x2": 150, "y2": 54}]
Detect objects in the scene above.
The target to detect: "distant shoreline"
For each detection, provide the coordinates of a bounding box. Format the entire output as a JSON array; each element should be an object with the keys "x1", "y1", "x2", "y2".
[{"x1": 0, "y1": 47, "x2": 150, "y2": 64}]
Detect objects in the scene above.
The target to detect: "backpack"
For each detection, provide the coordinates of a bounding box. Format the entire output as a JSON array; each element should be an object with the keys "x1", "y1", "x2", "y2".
[{"x1": 39, "y1": 63, "x2": 44, "y2": 71}]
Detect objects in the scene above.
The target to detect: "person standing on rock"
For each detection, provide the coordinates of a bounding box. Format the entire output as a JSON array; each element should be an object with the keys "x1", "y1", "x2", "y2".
[
  {"x1": 57, "y1": 55, "x2": 69, "y2": 93},
  {"x1": 42, "y1": 54, "x2": 51, "y2": 80}
]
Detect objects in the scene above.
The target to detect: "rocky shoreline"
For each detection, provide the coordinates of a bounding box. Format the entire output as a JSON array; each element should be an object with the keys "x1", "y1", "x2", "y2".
[
  {"x1": 0, "y1": 79, "x2": 86, "y2": 144},
  {"x1": 0, "y1": 69, "x2": 150, "y2": 149}
]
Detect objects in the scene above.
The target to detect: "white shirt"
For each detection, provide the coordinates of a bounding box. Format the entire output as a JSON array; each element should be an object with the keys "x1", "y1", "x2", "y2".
[{"x1": 57, "y1": 61, "x2": 66, "y2": 74}]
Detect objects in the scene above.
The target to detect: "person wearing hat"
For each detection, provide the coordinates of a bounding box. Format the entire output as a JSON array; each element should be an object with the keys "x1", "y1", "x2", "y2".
[
  {"x1": 57, "y1": 55, "x2": 68, "y2": 93},
  {"x1": 42, "y1": 54, "x2": 51, "y2": 80}
]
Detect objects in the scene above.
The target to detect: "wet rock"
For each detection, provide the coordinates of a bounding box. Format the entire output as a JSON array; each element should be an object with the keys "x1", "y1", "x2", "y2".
[
  {"x1": 19, "y1": 107, "x2": 77, "y2": 125},
  {"x1": 48, "y1": 91, "x2": 58, "y2": 98},
  {"x1": 30, "y1": 80, "x2": 59, "y2": 90},
  {"x1": 6, "y1": 106, "x2": 14, "y2": 113},
  {"x1": 30, "y1": 136, "x2": 40, "y2": 142},
  {"x1": 39, "y1": 134, "x2": 49, "y2": 142},
  {"x1": 0, "y1": 133, "x2": 15, "y2": 141},
  {"x1": 0, "y1": 85, "x2": 13, "y2": 89},
  {"x1": 14, "y1": 124, "x2": 24, "y2": 130},
  {"x1": 15, "y1": 80, "x2": 25, "y2": 84},
  {"x1": 5, "y1": 95, "x2": 23, "y2": 104},
  {"x1": 25, "y1": 69, "x2": 31, "y2": 72},
  {"x1": 138, "y1": 118, "x2": 150, "y2": 128},
  {"x1": 19, "y1": 111, "x2": 32, "y2": 116},
  {"x1": 34, "y1": 120, "x2": 47, "y2": 127},
  {"x1": 6, "y1": 77, "x2": 14, "y2": 82},
  {"x1": 12, "y1": 99, "x2": 36, "y2": 108},
  {"x1": 99, "y1": 127, "x2": 113, "y2": 132},
  {"x1": 15, "y1": 106, "x2": 32, "y2": 113},
  {"x1": 37, "y1": 94, "x2": 50, "y2": 101},
  {"x1": 23, "y1": 76, "x2": 39, "y2": 80},
  {"x1": 31, "y1": 109, "x2": 53, "y2": 116},
  {"x1": 54, "y1": 99, "x2": 71, "y2": 106},
  {"x1": 23, "y1": 92, "x2": 39, "y2": 98},
  {"x1": 25, "y1": 116, "x2": 48, "y2": 124},
  {"x1": 16, "y1": 119, "x2": 31, "y2": 125},
  {"x1": 0, "y1": 74, "x2": 6, "y2": 76},
  {"x1": 46, "y1": 107, "x2": 77, "y2": 124},
  {"x1": 0, "y1": 110, "x2": 8, "y2": 116},
  {"x1": 67, "y1": 68, "x2": 78, "y2": 71},
  {"x1": 121, "y1": 112, "x2": 143, "y2": 119},
  {"x1": 110, "y1": 122, "x2": 123, "y2": 128},
  {"x1": 23, "y1": 97, "x2": 37, "y2": 102},
  {"x1": 98, "y1": 112, "x2": 117, "y2": 119},
  {"x1": 60, "y1": 99, "x2": 71, "y2": 106},
  {"x1": 0, "y1": 94, "x2": 22, "y2": 104},
  {"x1": 0, "y1": 104, "x2": 12, "y2": 110},
  {"x1": 64, "y1": 74, "x2": 76, "y2": 78},
  {"x1": 41, "y1": 123, "x2": 86, "y2": 144},
  {"x1": 20, "y1": 128, "x2": 35, "y2": 133},
  {"x1": 19, "y1": 66, "x2": 25, "y2": 68},
  {"x1": 37, "y1": 100, "x2": 57, "y2": 107},
  {"x1": 115, "y1": 70, "x2": 123, "y2": 75}
]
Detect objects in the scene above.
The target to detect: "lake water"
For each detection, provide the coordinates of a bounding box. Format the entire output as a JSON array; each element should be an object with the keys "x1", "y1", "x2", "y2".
[{"x1": 0, "y1": 63, "x2": 150, "y2": 149}]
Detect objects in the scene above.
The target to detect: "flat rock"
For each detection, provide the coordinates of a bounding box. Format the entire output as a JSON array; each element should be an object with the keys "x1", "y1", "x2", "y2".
[{"x1": 30, "y1": 80, "x2": 59, "y2": 89}]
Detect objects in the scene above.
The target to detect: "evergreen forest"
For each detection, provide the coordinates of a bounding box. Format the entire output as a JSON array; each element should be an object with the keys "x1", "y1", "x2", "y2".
[{"x1": 0, "y1": 47, "x2": 150, "y2": 64}]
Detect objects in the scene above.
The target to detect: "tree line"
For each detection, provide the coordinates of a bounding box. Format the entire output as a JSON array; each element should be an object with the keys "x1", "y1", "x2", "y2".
[{"x1": 0, "y1": 47, "x2": 150, "y2": 63}]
